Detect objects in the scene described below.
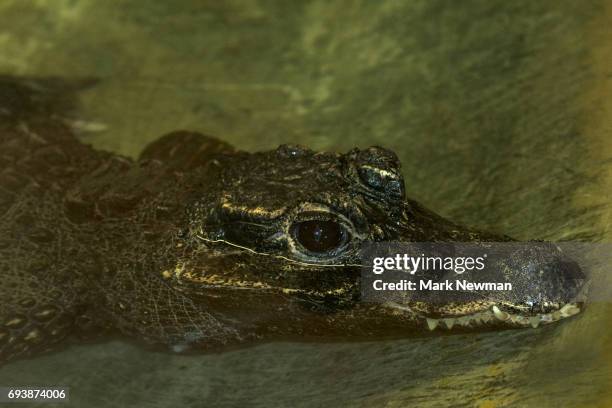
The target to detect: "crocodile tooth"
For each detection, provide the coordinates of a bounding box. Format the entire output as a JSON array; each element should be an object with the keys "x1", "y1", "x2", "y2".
[
  {"x1": 443, "y1": 318, "x2": 455, "y2": 330},
  {"x1": 540, "y1": 314, "x2": 553, "y2": 322},
  {"x1": 559, "y1": 304, "x2": 580, "y2": 317},
  {"x1": 480, "y1": 313, "x2": 492, "y2": 323},
  {"x1": 457, "y1": 316, "x2": 471, "y2": 327},
  {"x1": 426, "y1": 318, "x2": 439, "y2": 330},
  {"x1": 509, "y1": 315, "x2": 520, "y2": 325},
  {"x1": 514, "y1": 315, "x2": 528, "y2": 325},
  {"x1": 492, "y1": 306, "x2": 509, "y2": 321},
  {"x1": 529, "y1": 317, "x2": 540, "y2": 328}
]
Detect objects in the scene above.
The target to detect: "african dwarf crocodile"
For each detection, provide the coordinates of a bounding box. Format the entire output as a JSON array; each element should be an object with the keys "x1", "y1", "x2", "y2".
[{"x1": 0, "y1": 77, "x2": 585, "y2": 364}]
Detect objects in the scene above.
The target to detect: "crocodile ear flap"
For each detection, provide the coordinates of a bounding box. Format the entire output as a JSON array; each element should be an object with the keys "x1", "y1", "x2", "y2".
[{"x1": 353, "y1": 146, "x2": 405, "y2": 200}]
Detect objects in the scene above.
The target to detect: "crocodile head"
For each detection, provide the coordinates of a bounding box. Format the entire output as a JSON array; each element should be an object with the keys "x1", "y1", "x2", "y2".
[{"x1": 165, "y1": 144, "x2": 585, "y2": 341}]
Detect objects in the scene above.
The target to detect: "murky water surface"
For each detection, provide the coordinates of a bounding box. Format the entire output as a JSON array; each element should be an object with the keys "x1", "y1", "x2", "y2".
[{"x1": 0, "y1": 1, "x2": 611, "y2": 406}]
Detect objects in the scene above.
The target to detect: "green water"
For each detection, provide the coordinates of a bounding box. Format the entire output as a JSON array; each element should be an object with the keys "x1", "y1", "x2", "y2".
[{"x1": 0, "y1": 1, "x2": 611, "y2": 407}]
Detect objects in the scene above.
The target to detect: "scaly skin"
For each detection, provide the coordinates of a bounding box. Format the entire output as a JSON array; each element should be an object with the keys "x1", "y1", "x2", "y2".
[{"x1": 0, "y1": 77, "x2": 584, "y2": 365}]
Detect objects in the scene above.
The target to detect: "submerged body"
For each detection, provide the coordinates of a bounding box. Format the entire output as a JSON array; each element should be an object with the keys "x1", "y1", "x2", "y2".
[{"x1": 0, "y1": 77, "x2": 584, "y2": 364}]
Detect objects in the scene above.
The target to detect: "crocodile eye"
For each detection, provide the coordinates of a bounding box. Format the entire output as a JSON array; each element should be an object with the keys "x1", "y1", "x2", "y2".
[{"x1": 291, "y1": 220, "x2": 348, "y2": 253}]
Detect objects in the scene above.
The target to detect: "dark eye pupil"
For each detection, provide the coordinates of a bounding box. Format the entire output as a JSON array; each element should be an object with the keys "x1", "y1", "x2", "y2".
[{"x1": 294, "y1": 220, "x2": 344, "y2": 253}]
